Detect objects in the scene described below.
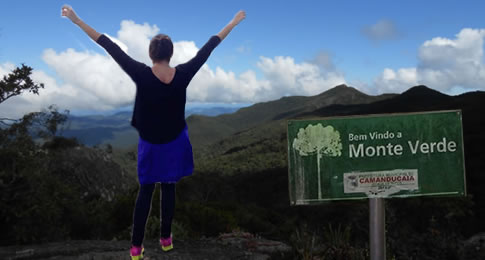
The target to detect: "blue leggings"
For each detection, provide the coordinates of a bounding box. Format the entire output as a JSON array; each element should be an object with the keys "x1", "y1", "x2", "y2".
[{"x1": 131, "y1": 183, "x2": 175, "y2": 246}]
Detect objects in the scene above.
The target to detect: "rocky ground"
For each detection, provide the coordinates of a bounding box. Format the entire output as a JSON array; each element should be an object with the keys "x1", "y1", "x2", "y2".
[{"x1": 0, "y1": 232, "x2": 293, "y2": 260}]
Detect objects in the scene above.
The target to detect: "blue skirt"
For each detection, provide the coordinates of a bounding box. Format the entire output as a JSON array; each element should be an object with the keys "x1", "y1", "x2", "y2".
[{"x1": 137, "y1": 127, "x2": 194, "y2": 184}]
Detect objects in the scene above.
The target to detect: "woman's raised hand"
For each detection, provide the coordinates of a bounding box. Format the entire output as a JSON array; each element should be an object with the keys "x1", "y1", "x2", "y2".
[
  {"x1": 231, "y1": 10, "x2": 246, "y2": 26},
  {"x1": 217, "y1": 10, "x2": 246, "y2": 40},
  {"x1": 61, "y1": 5, "x2": 81, "y2": 24}
]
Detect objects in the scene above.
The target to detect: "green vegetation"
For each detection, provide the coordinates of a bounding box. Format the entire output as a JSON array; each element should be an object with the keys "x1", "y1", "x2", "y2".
[
  {"x1": 0, "y1": 65, "x2": 136, "y2": 245},
  {"x1": 290, "y1": 223, "x2": 368, "y2": 260},
  {"x1": 0, "y1": 105, "x2": 139, "y2": 245},
  {"x1": 2, "y1": 65, "x2": 485, "y2": 259}
]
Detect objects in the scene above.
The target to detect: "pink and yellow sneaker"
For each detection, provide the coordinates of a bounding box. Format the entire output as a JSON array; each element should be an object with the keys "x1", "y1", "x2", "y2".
[
  {"x1": 130, "y1": 245, "x2": 144, "y2": 260},
  {"x1": 160, "y1": 236, "x2": 173, "y2": 252}
]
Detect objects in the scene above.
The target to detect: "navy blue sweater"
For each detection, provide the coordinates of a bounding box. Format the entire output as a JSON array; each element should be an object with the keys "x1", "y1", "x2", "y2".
[{"x1": 97, "y1": 34, "x2": 221, "y2": 143}]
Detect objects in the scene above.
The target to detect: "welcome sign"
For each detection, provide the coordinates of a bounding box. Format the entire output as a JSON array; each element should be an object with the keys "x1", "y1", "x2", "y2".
[{"x1": 287, "y1": 110, "x2": 466, "y2": 205}]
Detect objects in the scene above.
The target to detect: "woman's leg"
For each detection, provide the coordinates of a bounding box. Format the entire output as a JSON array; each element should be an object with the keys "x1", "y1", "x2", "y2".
[
  {"x1": 160, "y1": 183, "x2": 176, "y2": 238},
  {"x1": 131, "y1": 183, "x2": 155, "y2": 246}
]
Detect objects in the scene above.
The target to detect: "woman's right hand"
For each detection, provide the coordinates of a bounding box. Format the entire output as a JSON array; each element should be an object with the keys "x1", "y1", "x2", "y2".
[
  {"x1": 231, "y1": 10, "x2": 246, "y2": 26},
  {"x1": 61, "y1": 5, "x2": 81, "y2": 24}
]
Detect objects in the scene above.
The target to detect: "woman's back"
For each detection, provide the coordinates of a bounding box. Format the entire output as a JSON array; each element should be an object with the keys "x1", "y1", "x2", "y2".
[{"x1": 151, "y1": 64, "x2": 176, "y2": 85}]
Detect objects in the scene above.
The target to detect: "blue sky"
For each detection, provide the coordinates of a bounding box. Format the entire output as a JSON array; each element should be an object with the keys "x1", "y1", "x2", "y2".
[{"x1": 1, "y1": 1, "x2": 485, "y2": 117}]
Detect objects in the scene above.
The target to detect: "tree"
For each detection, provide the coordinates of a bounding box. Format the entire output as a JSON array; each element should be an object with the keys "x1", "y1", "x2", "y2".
[
  {"x1": 292, "y1": 123, "x2": 342, "y2": 199},
  {"x1": 0, "y1": 64, "x2": 68, "y2": 150},
  {"x1": 0, "y1": 64, "x2": 70, "y2": 147},
  {"x1": 0, "y1": 64, "x2": 44, "y2": 104},
  {"x1": 0, "y1": 64, "x2": 44, "y2": 127}
]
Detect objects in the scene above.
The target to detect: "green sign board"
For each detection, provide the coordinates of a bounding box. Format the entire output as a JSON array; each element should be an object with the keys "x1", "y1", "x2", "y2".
[{"x1": 287, "y1": 110, "x2": 466, "y2": 205}]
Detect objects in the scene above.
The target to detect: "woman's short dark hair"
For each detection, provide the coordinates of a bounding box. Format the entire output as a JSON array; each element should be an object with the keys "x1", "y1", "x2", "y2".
[{"x1": 149, "y1": 34, "x2": 173, "y2": 63}]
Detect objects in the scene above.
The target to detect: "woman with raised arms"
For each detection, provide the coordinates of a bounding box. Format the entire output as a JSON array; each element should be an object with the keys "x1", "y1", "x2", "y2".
[{"x1": 61, "y1": 5, "x2": 245, "y2": 259}]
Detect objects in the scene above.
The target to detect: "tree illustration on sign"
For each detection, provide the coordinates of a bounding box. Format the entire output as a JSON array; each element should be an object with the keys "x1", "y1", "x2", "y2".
[{"x1": 292, "y1": 123, "x2": 342, "y2": 199}]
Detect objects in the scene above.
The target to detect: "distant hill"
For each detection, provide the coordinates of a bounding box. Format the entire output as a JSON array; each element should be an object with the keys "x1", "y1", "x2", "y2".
[
  {"x1": 187, "y1": 84, "x2": 395, "y2": 148},
  {"x1": 298, "y1": 85, "x2": 454, "y2": 117},
  {"x1": 61, "y1": 106, "x2": 243, "y2": 147}
]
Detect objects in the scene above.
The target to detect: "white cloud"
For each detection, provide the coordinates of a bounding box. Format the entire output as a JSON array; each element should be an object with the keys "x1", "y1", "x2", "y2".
[
  {"x1": 374, "y1": 67, "x2": 417, "y2": 94},
  {"x1": 374, "y1": 28, "x2": 485, "y2": 94},
  {"x1": 1, "y1": 20, "x2": 346, "y2": 118},
  {"x1": 184, "y1": 55, "x2": 346, "y2": 103},
  {"x1": 42, "y1": 48, "x2": 135, "y2": 107},
  {"x1": 172, "y1": 41, "x2": 198, "y2": 66},
  {"x1": 257, "y1": 56, "x2": 345, "y2": 98},
  {"x1": 116, "y1": 20, "x2": 159, "y2": 64},
  {"x1": 0, "y1": 63, "x2": 111, "y2": 118},
  {"x1": 362, "y1": 19, "x2": 400, "y2": 42}
]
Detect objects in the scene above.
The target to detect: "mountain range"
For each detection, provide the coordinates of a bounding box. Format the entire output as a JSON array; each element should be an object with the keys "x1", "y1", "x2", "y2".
[
  {"x1": 193, "y1": 85, "x2": 484, "y2": 177},
  {"x1": 61, "y1": 105, "x2": 243, "y2": 147},
  {"x1": 61, "y1": 84, "x2": 485, "y2": 185},
  {"x1": 186, "y1": 84, "x2": 394, "y2": 149},
  {"x1": 61, "y1": 84, "x2": 395, "y2": 148}
]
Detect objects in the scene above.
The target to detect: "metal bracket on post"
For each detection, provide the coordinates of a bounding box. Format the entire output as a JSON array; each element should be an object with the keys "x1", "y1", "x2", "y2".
[{"x1": 369, "y1": 198, "x2": 386, "y2": 260}]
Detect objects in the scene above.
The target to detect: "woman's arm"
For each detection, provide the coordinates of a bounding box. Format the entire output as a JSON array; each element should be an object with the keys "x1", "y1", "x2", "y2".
[
  {"x1": 217, "y1": 10, "x2": 246, "y2": 41},
  {"x1": 179, "y1": 10, "x2": 246, "y2": 80},
  {"x1": 61, "y1": 5, "x2": 101, "y2": 42},
  {"x1": 61, "y1": 5, "x2": 143, "y2": 82}
]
